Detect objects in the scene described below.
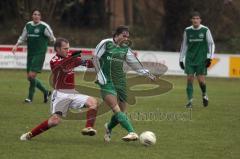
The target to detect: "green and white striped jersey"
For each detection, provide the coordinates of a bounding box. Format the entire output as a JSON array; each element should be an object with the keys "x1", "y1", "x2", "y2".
[
  {"x1": 180, "y1": 24, "x2": 215, "y2": 66},
  {"x1": 17, "y1": 21, "x2": 55, "y2": 56}
]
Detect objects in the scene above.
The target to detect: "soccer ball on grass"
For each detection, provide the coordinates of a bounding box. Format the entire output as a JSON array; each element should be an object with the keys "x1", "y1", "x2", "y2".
[{"x1": 139, "y1": 131, "x2": 156, "y2": 146}]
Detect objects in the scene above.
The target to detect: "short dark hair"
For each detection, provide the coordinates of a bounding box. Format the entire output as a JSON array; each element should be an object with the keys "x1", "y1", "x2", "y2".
[
  {"x1": 54, "y1": 38, "x2": 69, "y2": 51},
  {"x1": 113, "y1": 25, "x2": 129, "y2": 37},
  {"x1": 191, "y1": 11, "x2": 201, "y2": 18},
  {"x1": 31, "y1": 8, "x2": 41, "y2": 15}
]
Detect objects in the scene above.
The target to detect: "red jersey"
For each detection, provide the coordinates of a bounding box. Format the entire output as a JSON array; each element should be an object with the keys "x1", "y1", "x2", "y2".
[{"x1": 50, "y1": 53, "x2": 82, "y2": 89}]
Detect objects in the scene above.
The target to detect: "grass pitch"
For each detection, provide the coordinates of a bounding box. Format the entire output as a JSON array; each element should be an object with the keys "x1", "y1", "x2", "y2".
[{"x1": 0, "y1": 69, "x2": 239, "y2": 159}]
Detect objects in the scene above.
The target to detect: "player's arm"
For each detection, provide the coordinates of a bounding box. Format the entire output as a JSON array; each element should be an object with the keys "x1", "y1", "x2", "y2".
[
  {"x1": 12, "y1": 26, "x2": 27, "y2": 54},
  {"x1": 44, "y1": 24, "x2": 56, "y2": 43},
  {"x1": 92, "y1": 41, "x2": 107, "y2": 85},
  {"x1": 50, "y1": 54, "x2": 82, "y2": 72},
  {"x1": 69, "y1": 51, "x2": 94, "y2": 68},
  {"x1": 179, "y1": 30, "x2": 188, "y2": 69},
  {"x1": 126, "y1": 49, "x2": 156, "y2": 81},
  {"x1": 205, "y1": 29, "x2": 215, "y2": 67}
]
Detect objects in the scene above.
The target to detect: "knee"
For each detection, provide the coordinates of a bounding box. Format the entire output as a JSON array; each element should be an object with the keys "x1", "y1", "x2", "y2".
[
  {"x1": 48, "y1": 115, "x2": 61, "y2": 127},
  {"x1": 27, "y1": 72, "x2": 36, "y2": 81},
  {"x1": 187, "y1": 77, "x2": 194, "y2": 83},
  {"x1": 86, "y1": 97, "x2": 98, "y2": 110},
  {"x1": 199, "y1": 81, "x2": 205, "y2": 86},
  {"x1": 28, "y1": 76, "x2": 35, "y2": 81}
]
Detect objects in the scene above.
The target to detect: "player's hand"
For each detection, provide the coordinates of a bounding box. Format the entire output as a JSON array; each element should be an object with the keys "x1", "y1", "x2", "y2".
[
  {"x1": 82, "y1": 59, "x2": 94, "y2": 68},
  {"x1": 205, "y1": 58, "x2": 212, "y2": 68},
  {"x1": 179, "y1": 62, "x2": 185, "y2": 70},
  {"x1": 12, "y1": 45, "x2": 17, "y2": 55},
  {"x1": 148, "y1": 73, "x2": 157, "y2": 81},
  {"x1": 71, "y1": 51, "x2": 81, "y2": 58},
  {"x1": 132, "y1": 51, "x2": 138, "y2": 57}
]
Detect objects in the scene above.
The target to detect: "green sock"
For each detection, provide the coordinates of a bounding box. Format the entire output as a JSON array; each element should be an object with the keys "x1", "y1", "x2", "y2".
[
  {"x1": 35, "y1": 78, "x2": 47, "y2": 94},
  {"x1": 186, "y1": 82, "x2": 193, "y2": 101},
  {"x1": 115, "y1": 112, "x2": 134, "y2": 133},
  {"x1": 28, "y1": 78, "x2": 36, "y2": 100},
  {"x1": 199, "y1": 82, "x2": 206, "y2": 96},
  {"x1": 107, "y1": 114, "x2": 119, "y2": 132}
]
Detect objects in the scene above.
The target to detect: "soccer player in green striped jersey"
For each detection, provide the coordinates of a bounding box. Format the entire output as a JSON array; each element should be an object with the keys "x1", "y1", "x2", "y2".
[
  {"x1": 179, "y1": 11, "x2": 215, "y2": 108},
  {"x1": 12, "y1": 9, "x2": 55, "y2": 103},
  {"x1": 93, "y1": 25, "x2": 155, "y2": 142}
]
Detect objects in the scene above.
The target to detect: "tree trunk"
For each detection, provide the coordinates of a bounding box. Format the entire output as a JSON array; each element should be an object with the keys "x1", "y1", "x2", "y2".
[{"x1": 108, "y1": 0, "x2": 125, "y2": 30}]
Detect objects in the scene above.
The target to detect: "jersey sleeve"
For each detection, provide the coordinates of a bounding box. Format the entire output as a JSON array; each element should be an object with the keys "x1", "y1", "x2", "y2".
[
  {"x1": 43, "y1": 23, "x2": 56, "y2": 42},
  {"x1": 179, "y1": 30, "x2": 188, "y2": 62},
  {"x1": 206, "y1": 29, "x2": 215, "y2": 59},
  {"x1": 50, "y1": 55, "x2": 82, "y2": 72},
  {"x1": 17, "y1": 26, "x2": 27, "y2": 44},
  {"x1": 126, "y1": 49, "x2": 153, "y2": 77},
  {"x1": 92, "y1": 40, "x2": 108, "y2": 85}
]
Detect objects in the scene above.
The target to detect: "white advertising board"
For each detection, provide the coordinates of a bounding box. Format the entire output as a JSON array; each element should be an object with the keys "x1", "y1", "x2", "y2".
[{"x1": 0, "y1": 45, "x2": 239, "y2": 78}]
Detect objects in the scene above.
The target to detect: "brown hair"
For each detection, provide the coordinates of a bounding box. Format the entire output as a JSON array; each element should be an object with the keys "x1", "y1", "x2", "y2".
[
  {"x1": 54, "y1": 38, "x2": 69, "y2": 51},
  {"x1": 31, "y1": 8, "x2": 41, "y2": 15},
  {"x1": 113, "y1": 25, "x2": 129, "y2": 37}
]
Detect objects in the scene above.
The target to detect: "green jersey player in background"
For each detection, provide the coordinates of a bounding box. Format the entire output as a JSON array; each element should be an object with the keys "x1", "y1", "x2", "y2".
[
  {"x1": 93, "y1": 25, "x2": 155, "y2": 142},
  {"x1": 12, "y1": 9, "x2": 55, "y2": 103},
  {"x1": 179, "y1": 11, "x2": 215, "y2": 108}
]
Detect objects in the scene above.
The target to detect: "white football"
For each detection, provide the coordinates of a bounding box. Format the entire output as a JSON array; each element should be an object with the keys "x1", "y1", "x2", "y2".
[{"x1": 139, "y1": 131, "x2": 156, "y2": 146}]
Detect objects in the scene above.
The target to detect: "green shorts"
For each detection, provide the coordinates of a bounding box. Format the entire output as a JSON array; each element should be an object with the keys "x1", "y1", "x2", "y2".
[
  {"x1": 185, "y1": 64, "x2": 207, "y2": 75},
  {"x1": 99, "y1": 82, "x2": 127, "y2": 102},
  {"x1": 27, "y1": 54, "x2": 46, "y2": 73}
]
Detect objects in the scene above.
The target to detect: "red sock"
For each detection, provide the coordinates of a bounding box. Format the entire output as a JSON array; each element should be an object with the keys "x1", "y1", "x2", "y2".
[
  {"x1": 30, "y1": 120, "x2": 49, "y2": 138},
  {"x1": 86, "y1": 109, "x2": 97, "y2": 128}
]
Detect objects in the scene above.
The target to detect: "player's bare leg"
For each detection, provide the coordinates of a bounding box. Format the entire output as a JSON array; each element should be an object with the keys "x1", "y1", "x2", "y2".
[
  {"x1": 104, "y1": 95, "x2": 138, "y2": 142},
  {"x1": 119, "y1": 101, "x2": 127, "y2": 112},
  {"x1": 104, "y1": 95, "x2": 120, "y2": 113},
  {"x1": 186, "y1": 75, "x2": 194, "y2": 108},
  {"x1": 103, "y1": 95, "x2": 120, "y2": 142},
  {"x1": 81, "y1": 97, "x2": 98, "y2": 136},
  {"x1": 20, "y1": 114, "x2": 61, "y2": 141},
  {"x1": 197, "y1": 75, "x2": 208, "y2": 107}
]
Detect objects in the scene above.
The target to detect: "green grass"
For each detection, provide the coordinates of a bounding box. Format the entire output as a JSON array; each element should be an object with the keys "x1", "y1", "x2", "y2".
[{"x1": 0, "y1": 69, "x2": 239, "y2": 159}]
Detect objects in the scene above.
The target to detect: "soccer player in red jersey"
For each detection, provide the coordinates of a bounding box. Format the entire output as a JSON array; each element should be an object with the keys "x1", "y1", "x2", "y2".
[{"x1": 20, "y1": 38, "x2": 98, "y2": 140}]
